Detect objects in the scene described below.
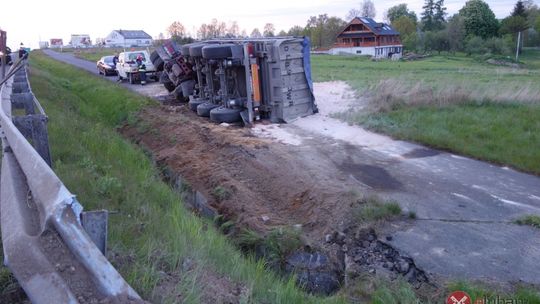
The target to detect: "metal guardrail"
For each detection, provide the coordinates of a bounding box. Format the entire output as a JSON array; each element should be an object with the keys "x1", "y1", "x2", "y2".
[{"x1": 0, "y1": 60, "x2": 142, "y2": 303}]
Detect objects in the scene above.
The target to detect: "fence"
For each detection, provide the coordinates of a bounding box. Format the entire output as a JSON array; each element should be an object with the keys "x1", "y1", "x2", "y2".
[{"x1": 0, "y1": 56, "x2": 142, "y2": 303}]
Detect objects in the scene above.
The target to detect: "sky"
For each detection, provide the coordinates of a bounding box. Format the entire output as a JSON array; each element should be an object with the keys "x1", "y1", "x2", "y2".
[{"x1": 0, "y1": 0, "x2": 532, "y2": 49}]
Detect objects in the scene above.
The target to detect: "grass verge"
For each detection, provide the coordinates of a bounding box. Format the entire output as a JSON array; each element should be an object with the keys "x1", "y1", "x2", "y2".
[
  {"x1": 338, "y1": 103, "x2": 540, "y2": 174},
  {"x1": 515, "y1": 215, "x2": 540, "y2": 229},
  {"x1": 25, "y1": 51, "x2": 345, "y2": 303}
]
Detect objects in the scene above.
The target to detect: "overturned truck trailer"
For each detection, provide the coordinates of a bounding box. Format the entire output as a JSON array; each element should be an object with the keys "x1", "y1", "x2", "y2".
[{"x1": 150, "y1": 37, "x2": 318, "y2": 124}]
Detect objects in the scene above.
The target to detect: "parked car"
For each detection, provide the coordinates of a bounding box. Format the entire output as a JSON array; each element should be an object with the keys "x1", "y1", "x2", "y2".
[
  {"x1": 115, "y1": 51, "x2": 157, "y2": 84},
  {"x1": 96, "y1": 56, "x2": 117, "y2": 76}
]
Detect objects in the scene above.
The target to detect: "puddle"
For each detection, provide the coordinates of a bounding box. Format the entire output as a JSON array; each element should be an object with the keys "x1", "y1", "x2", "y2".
[
  {"x1": 340, "y1": 163, "x2": 402, "y2": 190},
  {"x1": 402, "y1": 148, "x2": 441, "y2": 159}
]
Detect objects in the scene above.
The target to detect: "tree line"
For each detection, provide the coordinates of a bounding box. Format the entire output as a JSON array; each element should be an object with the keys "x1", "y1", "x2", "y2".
[{"x1": 164, "y1": 0, "x2": 540, "y2": 56}]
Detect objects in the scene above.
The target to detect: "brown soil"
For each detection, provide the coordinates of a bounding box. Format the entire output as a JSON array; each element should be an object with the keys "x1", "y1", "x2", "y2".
[{"x1": 120, "y1": 104, "x2": 356, "y2": 242}]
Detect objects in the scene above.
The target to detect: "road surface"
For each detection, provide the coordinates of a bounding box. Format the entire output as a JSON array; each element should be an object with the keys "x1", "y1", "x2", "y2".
[{"x1": 43, "y1": 49, "x2": 540, "y2": 286}]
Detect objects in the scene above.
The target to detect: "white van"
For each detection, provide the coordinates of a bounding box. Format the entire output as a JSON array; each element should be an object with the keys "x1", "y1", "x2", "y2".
[{"x1": 116, "y1": 50, "x2": 157, "y2": 84}]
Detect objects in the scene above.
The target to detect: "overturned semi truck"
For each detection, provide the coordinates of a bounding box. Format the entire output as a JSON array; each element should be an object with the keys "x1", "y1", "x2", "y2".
[{"x1": 149, "y1": 37, "x2": 318, "y2": 124}]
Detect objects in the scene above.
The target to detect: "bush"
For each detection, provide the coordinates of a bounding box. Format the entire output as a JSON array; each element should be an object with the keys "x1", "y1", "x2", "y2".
[
  {"x1": 484, "y1": 37, "x2": 511, "y2": 55},
  {"x1": 465, "y1": 36, "x2": 487, "y2": 55}
]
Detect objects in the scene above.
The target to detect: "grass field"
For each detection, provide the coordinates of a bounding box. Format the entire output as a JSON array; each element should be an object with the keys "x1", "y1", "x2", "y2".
[{"x1": 312, "y1": 50, "x2": 540, "y2": 174}]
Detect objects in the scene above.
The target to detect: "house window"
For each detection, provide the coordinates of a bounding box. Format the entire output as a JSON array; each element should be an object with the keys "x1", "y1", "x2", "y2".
[
  {"x1": 145, "y1": 40, "x2": 150, "y2": 44},
  {"x1": 136, "y1": 40, "x2": 142, "y2": 44},
  {"x1": 364, "y1": 37, "x2": 375, "y2": 42}
]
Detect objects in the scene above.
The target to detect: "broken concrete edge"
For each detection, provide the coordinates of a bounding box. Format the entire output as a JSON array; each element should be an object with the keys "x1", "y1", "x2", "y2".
[
  {"x1": 0, "y1": 64, "x2": 142, "y2": 301},
  {"x1": 157, "y1": 156, "x2": 432, "y2": 296}
]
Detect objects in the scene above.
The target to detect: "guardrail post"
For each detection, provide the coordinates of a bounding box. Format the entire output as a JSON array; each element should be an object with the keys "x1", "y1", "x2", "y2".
[
  {"x1": 81, "y1": 210, "x2": 108, "y2": 255},
  {"x1": 12, "y1": 114, "x2": 52, "y2": 166}
]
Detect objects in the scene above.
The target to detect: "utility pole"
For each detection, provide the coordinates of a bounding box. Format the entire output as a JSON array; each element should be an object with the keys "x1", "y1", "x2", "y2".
[{"x1": 515, "y1": 31, "x2": 521, "y2": 63}]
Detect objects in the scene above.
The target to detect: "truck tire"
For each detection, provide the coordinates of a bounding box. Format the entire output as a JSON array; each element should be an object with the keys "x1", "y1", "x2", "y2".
[
  {"x1": 150, "y1": 50, "x2": 160, "y2": 63},
  {"x1": 189, "y1": 44, "x2": 205, "y2": 57},
  {"x1": 154, "y1": 57, "x2": 164, "y2": 71},
  {"x1": 202, "y1": 44, "x2": 243, "y2": 59},
  {"x1": 209, "y1": 106, "x2": 242, "y2": 123},
  {"x1": 173, "y1": 85, "x2": 185, "y2": 102},
  {"x1": 188, "y1": 98, "x2": 206, "y2": 112},
  {"x1": 196, "y1": 101, "x2": 219, "y2": 117},
  {"x1": 160, "y1": 73, "x2": 176, "y2": 92},
  {"x1": 181, "y1": 44, "x2": 195, "y2": 56}
]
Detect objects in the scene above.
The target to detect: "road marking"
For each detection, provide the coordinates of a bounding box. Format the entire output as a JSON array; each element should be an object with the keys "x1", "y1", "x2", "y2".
[
  {"x1": 490, "y1": 194, "x2": 540, "y2": 212},
  {"x1": 529, "y1": 195, "x2": 540, "y2": 201},
  {"x1": 451, "y1": 193, "x2": 475, "y2": 202}
]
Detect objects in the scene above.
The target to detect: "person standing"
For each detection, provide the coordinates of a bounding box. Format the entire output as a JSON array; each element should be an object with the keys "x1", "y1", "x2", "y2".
[
  {"x1": 135, "y1": 54, "x2": 147, "y2": 85},
  {"x1": 18, "y1": 43, "x2": 28, "y2": 59}
]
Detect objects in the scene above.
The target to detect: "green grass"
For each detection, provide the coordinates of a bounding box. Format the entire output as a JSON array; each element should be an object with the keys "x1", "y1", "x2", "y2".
[
  {"x1": 25, "y1": 51, "x2": 345, "y2": 303},
  {"x1": 351, "y1": 195, "x2": 402, "y2": 222},
  {"x1": 313, "y1": 50, "x2": 540, "y2": 174},
  {"x1": 342, "y1": 103, "x2": 540, "y2": 174},
  {"x1": 515, "y1": 215, "x2": 540, "y2": 229}
]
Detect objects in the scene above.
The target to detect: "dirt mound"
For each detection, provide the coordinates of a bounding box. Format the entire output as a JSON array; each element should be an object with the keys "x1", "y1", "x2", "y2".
[{"x1": 121, "y1": 105, "x2": 352, "y2": 239}]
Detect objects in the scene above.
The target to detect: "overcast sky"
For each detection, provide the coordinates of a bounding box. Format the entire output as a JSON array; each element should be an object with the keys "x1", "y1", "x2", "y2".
[{"x1": 0, "y1": 0, "x2": 532, "y2": 49}]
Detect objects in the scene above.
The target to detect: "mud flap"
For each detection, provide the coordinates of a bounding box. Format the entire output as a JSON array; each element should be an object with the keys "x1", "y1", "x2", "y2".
[{"x1": 240, "y1": 110, "x2": 251, "y2": 127}]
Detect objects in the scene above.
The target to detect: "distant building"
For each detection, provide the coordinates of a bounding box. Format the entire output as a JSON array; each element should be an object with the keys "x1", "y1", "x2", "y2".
[
  {"x1": 39, "y1": 41, "x2": 49, "y2": 49},
  {"x1": 329, "y1": 17, "x2": 403, "y2": 59},
  {"x1": 104, "y1": 30, "x2": 152, "y2": 47},
  {"x1": 50, "y1": 38, "x2": 63, "y2": 48},
  {"x1": 70, "y1": 34, "x2": 91, "y2": 48}
]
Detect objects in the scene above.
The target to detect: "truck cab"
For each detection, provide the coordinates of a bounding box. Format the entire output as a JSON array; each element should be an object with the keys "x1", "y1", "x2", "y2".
[{"x1": 116, "y1": 50, "x2": 157, "y2": 84}]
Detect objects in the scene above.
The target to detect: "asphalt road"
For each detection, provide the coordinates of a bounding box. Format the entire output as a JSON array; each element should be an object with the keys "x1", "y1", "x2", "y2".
[
  {"x1": 43, "y1": 50, "x2": 165, "y2": 97},
  {"x1": 43, "y1": 49, "x2": 540, "y2": 286}
]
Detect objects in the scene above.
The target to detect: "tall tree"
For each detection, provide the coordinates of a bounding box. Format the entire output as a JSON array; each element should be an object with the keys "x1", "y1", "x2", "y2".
[
  {"x1": 250, "y1": 28, "x2": 262, "y2": 38},
  {"x1": 263, "y1": 23, "x2": 276, "y2": 37},
  {"x1": 386, "y1": 4, "x2": 418, "y2": 23},
  {"x1": 536, "y1": 15, "x2": 540, "y2": 33},
  {"x1": 360, "y1": 0, "x2": 376, "y2": 18},
  {"x1": 227, "y1": 21, "x2": 240, "y2": 38},
  {"x1": 288, "y1": 25, "x2": 305, "y2": 36},
  {"x1": 446, "y1": 14, "x2": 466, "y2": 52},
  {"x1": 421, "y1": 0, "x2": 446, "y2": 30},
  {"x1": 392, "y1": 16, "x2": 416, "y2": 37},
  {"x1": 197, "y1": 19, "x2": 227, "y2": 39},
  {"x1": 304, "y1": 14, "x2": 346, "y2": 48},
  {"x1": 346, "y1": 8, "x2": 362, "y2": 20},
  {"x1": 434, "y1": 0, "x2": 447, "y2": 26},
  {"x1": 167, "y1": 21, "x2": 186, "y2": 39},
  {"x1": 459, "y1": 0, "x2": 499, "y2": 38},
  {"x1": 512, "y1": 0, "x2": 527, "y2": 17},
  {"x1": 278, "y1": 30, "x2": 287, "y2": 36}
]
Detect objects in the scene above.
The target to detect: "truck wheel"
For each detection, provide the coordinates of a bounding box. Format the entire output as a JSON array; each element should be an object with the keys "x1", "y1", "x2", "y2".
[
  {"x1": 209, "y1": 106, "x2": 242, "y2": 123},
  {"x1": 173, "y1": 85, "x2": 185, "y2": 102},
  {"x1": 202, "y1": 44, "x2": 243, "y2": 60},
  {"x1": 150, "y1": 50, "x2": 160, "y2": 63},
  {"x1": 154, "y1": 56, "x2": 164, "y2": 71},
  {"x1": 196, "y1": 101, "x2": 219, "y2": 117},
  {"x1": 181, "y1": 44, "x2": 195, "y2": 56},
  {"x1": 128, "y1": 73, "x2": 135, "y2": 84},
  {"x1": 188, "y1": 98, "x2": 206, "y2": 112},
  {"x1": 189, "y1": 44, "x2": 205, "y2": 57},
  {"x1": 164, "y1": 81, "x2": 176, "y2": 92}
]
